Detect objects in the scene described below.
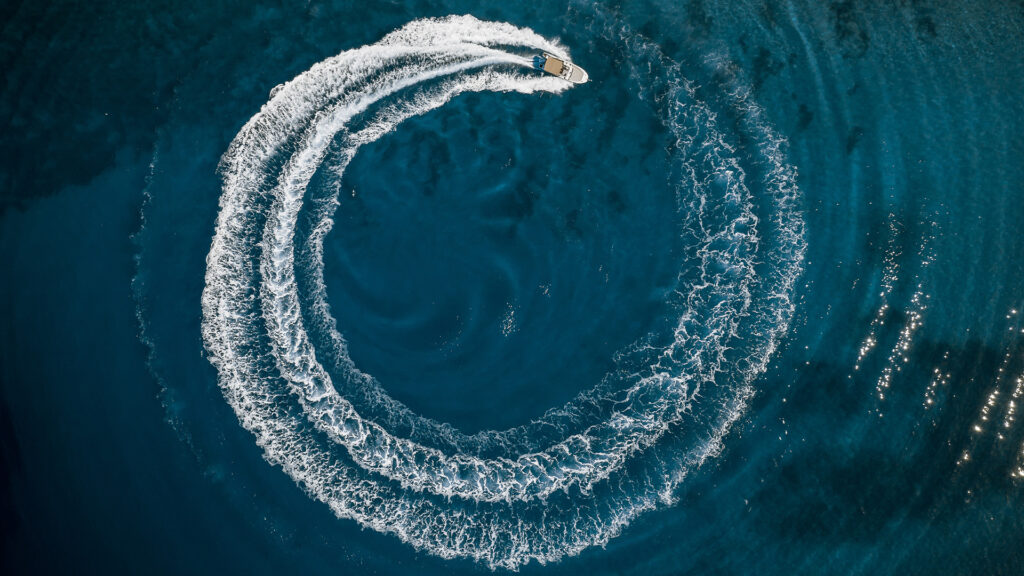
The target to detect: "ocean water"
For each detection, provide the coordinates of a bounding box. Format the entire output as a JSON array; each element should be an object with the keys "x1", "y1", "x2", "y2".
[{"x1": 2, "y1": 1, "x2": 1023, "y2": 574}]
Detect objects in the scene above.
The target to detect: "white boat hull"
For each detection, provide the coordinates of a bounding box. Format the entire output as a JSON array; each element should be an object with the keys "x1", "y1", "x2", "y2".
[{"x1": 536, "y1": 53, "x2": 589, "y2": 85}]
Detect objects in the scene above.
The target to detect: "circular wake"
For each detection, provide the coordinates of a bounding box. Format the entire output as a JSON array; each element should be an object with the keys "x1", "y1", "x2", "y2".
[{"x1": 202, "y1": 14, "x2": 805, "y2": 569}]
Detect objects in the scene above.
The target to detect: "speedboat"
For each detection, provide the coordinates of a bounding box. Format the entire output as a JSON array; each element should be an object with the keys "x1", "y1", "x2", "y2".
[{"x1": 533, "y1": 53, "x2": 589, "y2": 84}]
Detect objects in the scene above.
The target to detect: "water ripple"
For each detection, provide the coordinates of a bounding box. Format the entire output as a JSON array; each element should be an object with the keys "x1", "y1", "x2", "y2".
[{"x1": 199, "y1": 13, "x2": 804, "y2": 569}]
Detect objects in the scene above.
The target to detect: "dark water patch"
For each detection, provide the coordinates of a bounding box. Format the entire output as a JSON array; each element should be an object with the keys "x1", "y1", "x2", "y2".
[
  {"x1": 737, "y1": 35, "x2": 786, "y2": 92},
  {"x1": 685, "y1": 0, "x2": 714, "y2": 40},
  {"x1": 0, "y1": 2, "x2": 234, "y2": 211},
  {"x1": 751, "y1": 46, "x2": 786, "y2": 91},
  {"x1": 0, "y1": 398, "x2": 23, "y2": 566},
  {"x1": 797, "y1": 103, "x2": 814, "y2": 131},
  {"x1": 606, "y1": 188, "x2": 627, "y2": 214},
  {"x1": 901, "y1": 0, "x2": 939, "y2": 40},
  {"x1": 480, "y1": 184, "x2": 538, "y2": 224},
  {"x1": 845, "y1": 125, "x2": 865, "y2": 154},
  {"x1": 563, "y1": 207, "x2": 584, "y2": 239},
  {"x1": 830, "y1": 0, "x2": 871, "y2": 59}
]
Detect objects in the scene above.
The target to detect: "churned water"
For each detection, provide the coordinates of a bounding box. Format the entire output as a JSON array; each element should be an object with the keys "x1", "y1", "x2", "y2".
[{"x1": 2, "y1": 1, "x2": 1022, "y2": 575}]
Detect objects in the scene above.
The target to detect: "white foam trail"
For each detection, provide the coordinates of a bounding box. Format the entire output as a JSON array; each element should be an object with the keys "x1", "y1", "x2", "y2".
[
  {"x1": 202, "y1": 13, "x2": 805, "y2": 570},
  {"x1": 263, "y1": 54, "x2": 760, "y2": 505}
]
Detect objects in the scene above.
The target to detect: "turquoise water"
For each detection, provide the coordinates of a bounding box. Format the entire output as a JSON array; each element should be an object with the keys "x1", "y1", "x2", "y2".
[{"x1": 2, "y1": 1, "x2": 1023, "y2": 574}]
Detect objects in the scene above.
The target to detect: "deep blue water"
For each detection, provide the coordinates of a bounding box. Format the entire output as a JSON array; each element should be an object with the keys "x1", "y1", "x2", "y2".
[{"x1": 2, "y1": 1, "x2": 1023, "y2": 574}]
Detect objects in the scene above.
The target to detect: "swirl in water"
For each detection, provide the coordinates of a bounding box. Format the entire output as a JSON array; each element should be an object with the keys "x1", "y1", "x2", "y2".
[{"x1": 202, "y1": 14, "x2": 805, "y2": 569}]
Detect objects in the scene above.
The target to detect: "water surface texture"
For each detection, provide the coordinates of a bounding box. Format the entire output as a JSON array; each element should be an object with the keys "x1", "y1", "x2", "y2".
[{"x1": 2, "y1": 1, "x2": 1023, "y2": 575}]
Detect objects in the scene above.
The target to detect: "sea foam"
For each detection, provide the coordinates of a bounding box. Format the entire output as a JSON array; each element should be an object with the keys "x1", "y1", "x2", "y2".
[{"x1": 202, "y1": 14, "x2": 805, "y2": 570}]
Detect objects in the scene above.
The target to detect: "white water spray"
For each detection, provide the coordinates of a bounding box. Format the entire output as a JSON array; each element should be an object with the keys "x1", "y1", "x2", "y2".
[{"x1": 202, "y1": 15, "x2": 805, "y2": 570}]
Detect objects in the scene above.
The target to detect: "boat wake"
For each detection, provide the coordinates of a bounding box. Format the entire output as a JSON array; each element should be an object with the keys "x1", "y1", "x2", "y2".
[{"x1": 199, "y1": 14, "x2": 806, "y2": 570}]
